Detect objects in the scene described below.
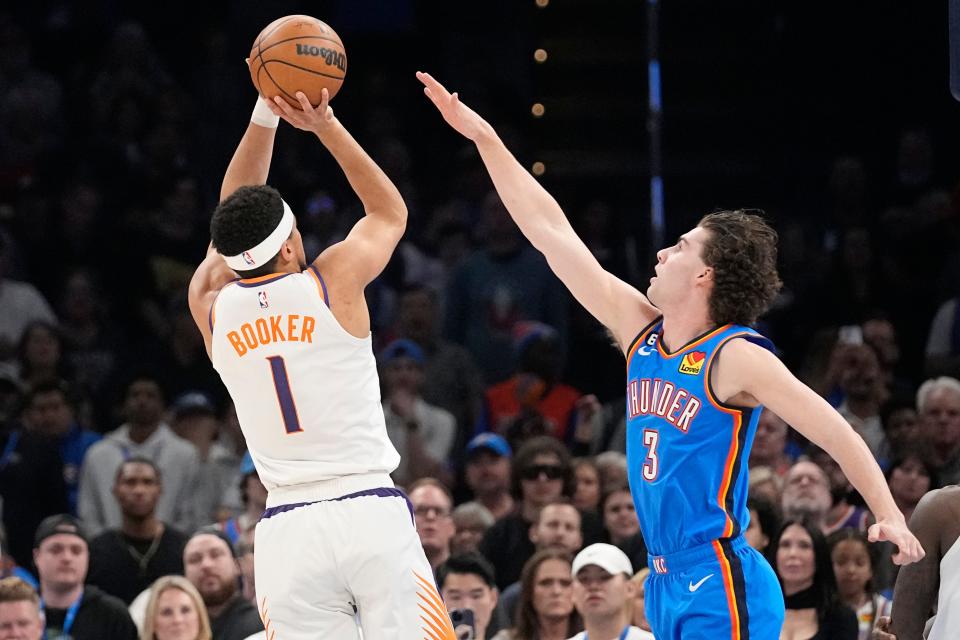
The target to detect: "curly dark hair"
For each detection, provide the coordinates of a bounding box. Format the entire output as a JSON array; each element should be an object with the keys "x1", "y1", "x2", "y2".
[
  {"x1": 510, "y1": 436, "x2": 576, "y2": 500},
  {"x1": 697, "y1": 210, "x2": 782, "y2": 326},
  {"x1": 210, "y1": 185, "x2": 287, "y2": 277}
]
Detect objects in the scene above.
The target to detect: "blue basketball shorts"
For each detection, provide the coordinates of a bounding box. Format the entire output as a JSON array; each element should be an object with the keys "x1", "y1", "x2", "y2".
[{"x1": 645, "y1": 536, "x2": 784, "y2": 640}]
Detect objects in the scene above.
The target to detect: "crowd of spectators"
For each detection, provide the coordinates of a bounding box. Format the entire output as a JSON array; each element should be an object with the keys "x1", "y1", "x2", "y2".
[{"x1": 0, "y1": 5, "x2": 959, "y2": 640}]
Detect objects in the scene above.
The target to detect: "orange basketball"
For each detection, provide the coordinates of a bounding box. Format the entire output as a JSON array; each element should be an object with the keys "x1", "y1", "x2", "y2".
[{"x1": 248, "y1": 15, "x2": 347, "y2": 109}]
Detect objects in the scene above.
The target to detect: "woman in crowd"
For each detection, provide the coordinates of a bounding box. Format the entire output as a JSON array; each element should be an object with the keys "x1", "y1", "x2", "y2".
[
  {"x1": 601, "y1": 484, "x2": 640, "y2": 549},
  {"x1": 491, "y1": 549, "x2": 582, "y2": 640},
  {"x1": 886, "y1": 453, "x2": 936, "y2": 523},
  {"x1": 17, "y1": 321, "x2": 69, "y2": 388},
  {"x1": 828, "y1": 529, "x2": 890, "y2": 640},
  {"x1": 572, "y1": 458, "x2": 600, "y2": 514},
  {"x1": 772, "y1": 520, "x2": 857, "y2": 640},
  {"x1": 140, "y1": 576, "x2": 212, "y2": 640}
]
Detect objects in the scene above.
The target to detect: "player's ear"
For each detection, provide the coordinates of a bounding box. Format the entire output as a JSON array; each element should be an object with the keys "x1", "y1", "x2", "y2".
[{"x1": 697, "y1": 266, "x2": 713, "y2": 282}]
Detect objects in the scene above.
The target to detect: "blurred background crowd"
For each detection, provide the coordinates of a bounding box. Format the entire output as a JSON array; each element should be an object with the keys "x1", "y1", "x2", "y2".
[{"x1": 0, "y1": 1, "x2": 957, "y2": 639}]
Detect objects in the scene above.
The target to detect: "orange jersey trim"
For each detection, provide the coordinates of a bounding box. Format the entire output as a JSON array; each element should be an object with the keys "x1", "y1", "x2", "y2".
[
  {"x1": 656, "y1": 323, "x2": 732, "y2": 359},
  {"x1": 239, "y1": 272, "x2": 286, "y2": 284},
  {"x1": 712, "y1": 541, "x2": 742, "y2": 640}
]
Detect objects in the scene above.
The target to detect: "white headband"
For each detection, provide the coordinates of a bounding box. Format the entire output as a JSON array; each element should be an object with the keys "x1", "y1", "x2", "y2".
[{"x1": 222, "y1": 199, "x2": 295, "y2": 271}]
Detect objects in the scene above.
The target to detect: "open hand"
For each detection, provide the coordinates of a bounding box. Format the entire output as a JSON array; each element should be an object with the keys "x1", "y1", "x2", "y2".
[
  {"x1": 868, "y1": 518, "x2": 925, "y2": 565},
  {"x1": 267, "y1": 88, "x2": 337, "y2": 135},
  {"x1": 416, "y1": 71, "x2": 489, "y2": 141}
]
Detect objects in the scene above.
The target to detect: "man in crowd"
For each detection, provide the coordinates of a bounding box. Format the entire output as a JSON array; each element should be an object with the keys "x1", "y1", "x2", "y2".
[
  {"x1": 0, "y1": 576, "x2": 44, "y2": 640},
  {"x1": 569, "y1": 543, "x2": 651, "y2": 640},
  {"x1": 183, "y1": 528, "x2": 263, "y2": 640},
  {"x1": 32, "y1": 515, "x2": 138, "y2": 639},
  {"x1": 497, "y1": 500, "x2": 583, "y2": 625},
  {"x1": 462, "y1": 433, "x2": 515, "y2": 520},
  {"x1": 86, "y1": 457, "x2": 188, "y2": 603},
  {"x1": 917, "y1": 377, "x2": 960, "y2": 485},
  {"x1": 781, "y1": 459, "x2": 833, "y2": 530},
  {"x1": 79, "y1": 374, "x2": 199, "y2": 535},
  {"x1": 23, "y1": 379, "x2": 100, "y2": 514},
  {"x1": 480, "y1": 436, "x2": 575, "y2": 590},
  {"x1": 437, "y1": 553, "x2": 500, "y2": 640},
  {"x1": 409, "y1": 478, "x2": 456, "y2": 570}
]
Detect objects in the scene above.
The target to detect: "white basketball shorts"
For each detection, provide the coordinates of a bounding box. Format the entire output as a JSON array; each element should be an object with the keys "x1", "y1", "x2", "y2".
[{"x1": 254, "y1": 484, "x2": 456, "y2": 639}]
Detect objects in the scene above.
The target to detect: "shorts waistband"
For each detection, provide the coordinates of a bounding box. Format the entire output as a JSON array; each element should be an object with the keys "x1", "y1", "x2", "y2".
[
  {"x1": 265, "y1": 472, "x2": 394, "y2": 508},
  {"x1": 648, "y1": 536, "x2": 749, "y2": 575}
]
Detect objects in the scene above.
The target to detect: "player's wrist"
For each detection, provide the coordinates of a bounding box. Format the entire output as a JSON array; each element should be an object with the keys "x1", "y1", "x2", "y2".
[{"x1": 251, "y1": 97, "x2": 280, "y2": 129}]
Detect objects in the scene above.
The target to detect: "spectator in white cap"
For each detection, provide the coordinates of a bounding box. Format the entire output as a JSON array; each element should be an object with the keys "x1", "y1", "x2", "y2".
[{"x1": 568, "y1": 543, "x2": 652, "y2": 640}]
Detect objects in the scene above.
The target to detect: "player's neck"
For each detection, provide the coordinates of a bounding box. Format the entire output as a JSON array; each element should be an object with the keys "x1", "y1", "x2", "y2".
[
  {"x1": 583, "y1": 613, "x2": 627, "y2": 640},
  {"x1": 41, "y1": 582, "x2": 83, "y2": 608},
  {"x1": 659, "y1": 314, "x2": 716, "y2": 353},
  {"x1": 122, "y1": 514, "x2": 162, "y2": 539}
]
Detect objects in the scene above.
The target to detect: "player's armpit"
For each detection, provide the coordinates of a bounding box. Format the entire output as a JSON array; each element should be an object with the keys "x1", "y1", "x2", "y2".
[
  {"x1": 889, "y1": 489, "x2": 946, "y2": 639},
  {"x1": 188, "y1": 246, "x2": 236, "y2": 353}
]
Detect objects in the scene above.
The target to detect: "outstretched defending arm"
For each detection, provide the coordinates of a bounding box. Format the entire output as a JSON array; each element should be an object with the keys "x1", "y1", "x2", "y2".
[
  {"x1": 417, "y1": 71, "x2": 658, "y2": 351},
  {"x1": 714, "y1": 339, "x2": 925, "y2": 566}
]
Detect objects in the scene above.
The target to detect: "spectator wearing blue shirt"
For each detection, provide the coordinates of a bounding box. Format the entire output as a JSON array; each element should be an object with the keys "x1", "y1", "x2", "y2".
[{"x1": 23, "y1": 379, "x2": 101, "y2": 514}]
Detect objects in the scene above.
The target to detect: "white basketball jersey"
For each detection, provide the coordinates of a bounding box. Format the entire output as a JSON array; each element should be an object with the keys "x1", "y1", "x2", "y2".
[
  {"x1": 210, "y1": 268, "x2": 399, "y2": 491},
  {"x1": 928, "y1": 534, "x2": 960, "y2": 640}
]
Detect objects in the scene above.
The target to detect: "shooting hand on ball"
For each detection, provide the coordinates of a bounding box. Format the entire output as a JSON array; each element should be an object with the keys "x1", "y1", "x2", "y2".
[
  {"x1": 416, "y1": 71, "x2": 491, "y2": 142},
  {"x1": 268, "y1": 88, "x2": 338, "y2": 136}
]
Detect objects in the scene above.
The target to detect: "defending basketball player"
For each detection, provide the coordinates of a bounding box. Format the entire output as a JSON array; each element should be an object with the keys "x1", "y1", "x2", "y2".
[
  {"x1": 417, "y1": 71, "x2": 923, "y2": 639},
  {"x1": 187, "y1": 88, "x2": 455, "y2": 639}
]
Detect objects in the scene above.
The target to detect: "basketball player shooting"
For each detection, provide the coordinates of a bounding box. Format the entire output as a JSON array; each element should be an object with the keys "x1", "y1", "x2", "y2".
[
  {"x1": 186, "y1": 88, "x2": 456, "y2": 639},
  {"x1": 416, "y1": 71, "x2": 923, "y2": 638}
]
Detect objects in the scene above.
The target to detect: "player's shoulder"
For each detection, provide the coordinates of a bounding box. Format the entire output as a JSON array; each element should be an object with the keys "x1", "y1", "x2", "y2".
[{"x1": 916, "y1": 485, "x2": 960, "y2": 515}]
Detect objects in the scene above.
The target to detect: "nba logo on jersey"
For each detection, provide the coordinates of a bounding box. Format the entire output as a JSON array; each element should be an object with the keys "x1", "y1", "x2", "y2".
[
  {"x1": 242, "y1": 251, "x2": 255, "y2": 266},
  {"x1": 258, "y1": 291, "x2": 269, "y2": 309},
  {"x1": 678, "y1": 351, "x2": 705, "y2": 375}
]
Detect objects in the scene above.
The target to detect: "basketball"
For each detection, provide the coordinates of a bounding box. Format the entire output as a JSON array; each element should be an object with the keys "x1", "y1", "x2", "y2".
[{"x1": 248, "y1": 15, "x2": 347, "y2": 109}]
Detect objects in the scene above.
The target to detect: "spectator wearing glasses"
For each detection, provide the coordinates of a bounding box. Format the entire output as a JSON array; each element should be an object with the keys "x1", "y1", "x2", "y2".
[
  {"x1": 408, "y1": 478, "x2": 456, "y2": 570},
  {"x1": 480, "y1": 437, "x2": 575, "y2": 590}
]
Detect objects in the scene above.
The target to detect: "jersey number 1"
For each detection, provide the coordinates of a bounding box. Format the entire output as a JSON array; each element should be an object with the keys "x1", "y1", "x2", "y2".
[{"x1": 267, "y1": 356, "x2": 303, "y2": 433}]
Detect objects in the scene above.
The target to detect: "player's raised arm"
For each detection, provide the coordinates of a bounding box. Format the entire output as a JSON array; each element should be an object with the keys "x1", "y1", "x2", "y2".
[
  {"x1": 267, "y1": 89, "x2": 406, "y2": 289},
  {"x1": 417, "y1": 71, "x2": 658, "y2": 350},
  {"x1": 188, "y1": 95, "x2": 281, "y2": 351},
  {"x1": 221, "y1": 94, "x2": 280, "y2": 201},
  {"x1": 713, "y1": 339, "x2": 925, "y2": 566}
]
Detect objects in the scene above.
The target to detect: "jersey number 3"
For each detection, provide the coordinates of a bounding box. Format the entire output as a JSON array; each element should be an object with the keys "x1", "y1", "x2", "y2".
[
  {"x1": 642, "y1": 429, "x2": 659, "y2": 481},
  {"x1": 267, "y1": 356, "x2": 303, "y2": 433}
]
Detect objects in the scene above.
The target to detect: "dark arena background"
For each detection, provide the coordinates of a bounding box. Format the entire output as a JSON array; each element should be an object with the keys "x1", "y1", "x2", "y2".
[{"x1": 0, "y1": 1, "x2": 958, "y2": 638}]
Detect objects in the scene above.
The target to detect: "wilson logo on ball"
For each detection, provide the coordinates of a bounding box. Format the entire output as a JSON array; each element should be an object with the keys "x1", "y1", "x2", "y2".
[{"x1": 295, "y1": 44, "x2": 346, "y2": 71}]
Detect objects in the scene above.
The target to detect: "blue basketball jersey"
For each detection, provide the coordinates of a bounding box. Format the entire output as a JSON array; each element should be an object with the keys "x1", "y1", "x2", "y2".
[{"x1": 625, "y1": 318, "x2": 773, "y2": 556}]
